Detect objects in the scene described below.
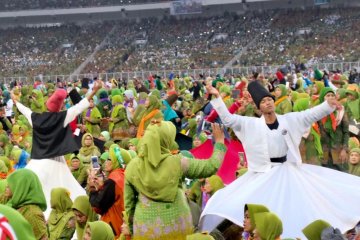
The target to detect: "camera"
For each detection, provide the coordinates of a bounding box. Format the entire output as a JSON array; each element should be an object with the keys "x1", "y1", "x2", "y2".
[{"x1": 91, "y1": 156, "x2": 100, "y2": 169}]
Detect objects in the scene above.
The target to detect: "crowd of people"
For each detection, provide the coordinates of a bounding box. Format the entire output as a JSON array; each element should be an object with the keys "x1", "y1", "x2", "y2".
[
  {"x1": 0, "y1": 0, "x2": 167, "y2": 11},
  {"x1": 1, "y1": 7, "x2": 360, "y2": 81},
  {"x1": 0, "y1": 63, "x2": 359, "y2": 239},
  {"x1": 0, "y1": 23, "x2": 113, "y2": 79},
  {"x1": 241, "y1": 7, "x2": 360, "y2": 67}
]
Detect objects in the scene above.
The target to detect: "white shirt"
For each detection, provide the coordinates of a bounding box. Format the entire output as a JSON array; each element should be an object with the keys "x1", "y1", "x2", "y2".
[
  {"x1": 16, "y1": 98, "x2": 90, "y2": 128},
  {"x1": 210, "y1": 96, "x2": 335, "y2": 172},
  {"x1": 266, "y1": 127, "x2": 288, "y2": 158}
]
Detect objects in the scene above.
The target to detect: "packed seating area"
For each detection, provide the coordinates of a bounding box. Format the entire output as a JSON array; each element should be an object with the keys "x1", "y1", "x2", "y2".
[
  {"x1": 0, "y1": 0, "x2": 167, "y2": 11},
  {"x1": 241, "y1": 7, "x2": 360, "y2": 67},
  {"x1": 1, "y1": 7, "x2": 360, "y2": 79},
  {"x1": 0, "y1": 23, "x2": 113, "y2": 78}
]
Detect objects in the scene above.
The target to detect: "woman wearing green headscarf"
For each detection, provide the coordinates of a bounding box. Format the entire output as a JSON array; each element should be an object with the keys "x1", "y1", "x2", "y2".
[
  {"x1": 336, "y1": 88, "x2": 348, "y2": 105},
  {"x1": 318, "y1": 87, "x2": 349, "y2": 171},
  {"x1": 12, "y1": 125, "x2": 30, "y2": 151},
  {"x1": 181, "y1": 118, "x2": 198, "y2": 138},
  {"x1": 348, "y1": 148, "x2": 360, "y2": 177},
  {"x1": 302, "y1": 220, "x2": 331, "y2": 240},
  {"x1": 89, "y1": 144, "x2": 132, "y2": 238},
  {"x1": 132, "y1": 103, "x2": 146, "y2": 126},
  {"x1": 30, "y1": 89, "x2": 46, "y2": 113},
  {"x1": 187, "y1": 178, "x2": 205, "y2": 209},
  {"x1": 0, "y1": 204, "x2": 36, "y2": 240},
  {"x1": 192, "y1": 132, "x2": 208, "y2": 148},
  {"x1": 125, "y1": 121, "x2": 226, "y2": 240},
  {"x1": 127, "y1": 80, "x2": 137, "y2": 97},
  {"x1": 83, "y1": 221, "x2": 115, "y2": 240},
  {"x1": 72, "y1": 195, "x2": 98, "y2": 240},
  {"x1": 6, "y1": 168, "x2": 48, "y2": 239},
  {"x1": 70, "y1": 154, "x2": 89, "y2": 188},
  {"x1": 201, "y1": 175, "x2": 225, "y2": 212},
  {"x1": 83, "y1": 98, "x2": 102, "y2": 138},
  {"x1": 243, "y1": 204, "x2": 270, "y2": 239},
  {"x1": 111, "y1": 88, "x2": 122, "y2": 99},
  {"x1": 78, "y1": 133, "x2": 101, "y2": 165},
  {"x1": 0, "y1": 160, "x2": 8, "y2": 194},
  {"x1": 151, "y1": 89, "x2": 161, "y2": 100},
  {"x1": 138, "y1": 92, "x2": 148, "y2": 104},
  {"x1": 109, "y1": 95, "x2": 130, "y2": 141},
  {"x1": 344, "y1": 84, "x2": 360, "y2": 122},
  {"x1": 96, "y1": 90, "x2": 112, "y2": 119},
  {"x1": 128, "y1": 138, "x2": 139, "y2": 152},
  {"x1": 219, "y1": 85, "x2": 233, "y2": 108},
  {"x1": 293, "y1": 98, "x2": 322, "y2": 165},
  {"x1": 20, "y1": 85, "x2": 31, "y2": 107},
  {"x1": 99, "y1": 131, "x2": 111, "y2": 142},
  {"x1": 17, "y1": 114, "x2": 32, "y2": 132},
  {"x1": 48, "y1": 188, "x2": 76, "y2": 240},
  {"x1": 253, "y1": 212, "x2": 283, "y2": 240},
  {"x1": 274, "y1": 84, "x2": 292, "y2": 115},
  {"x1": 129, "y1": 92, "x2": 148, "y2": 130},
  {"x1": 10, "y1": 124, "x2": 28, "y2": 147},
  {"x1": 310, "y1": 81, "x2": 325, "y2": 107},
  {"x1": 203, "y1": 175, "x2": 224, "y2": 197},
  {"x1": 0, "y1": 134, "x2": 13, "y2": 158},
  {"x1": 135, "y1": 95, "x2": 163, "y2": 138},
  {"x1": 0, "y1": 156, "x2": 11, "y2": 174}
]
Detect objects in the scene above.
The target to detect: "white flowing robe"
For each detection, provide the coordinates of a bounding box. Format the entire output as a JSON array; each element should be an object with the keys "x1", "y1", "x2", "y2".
[
  {"x1": 16, "y1": 98, "x2": 89, "y2": 218},
  {"x1": 200, "y1": 97, "x2": 360, "y2": 238}
]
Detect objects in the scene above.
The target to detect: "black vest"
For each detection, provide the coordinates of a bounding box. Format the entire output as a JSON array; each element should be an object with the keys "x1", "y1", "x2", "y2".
[{"x1": 31, "y1": 111, "x2": 79, "y2": 159}]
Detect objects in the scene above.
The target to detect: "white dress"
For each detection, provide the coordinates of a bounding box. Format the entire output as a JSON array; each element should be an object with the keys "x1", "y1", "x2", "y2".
[
  {"x1": 16, "y1": 99, "x2": 89, "y2": 218},
  {"x1": 26, "y1": 157, "x2": 86, "y2": 218},
  {"x1": 199, "y1": 97, "x2": 360, "y2": 238}
]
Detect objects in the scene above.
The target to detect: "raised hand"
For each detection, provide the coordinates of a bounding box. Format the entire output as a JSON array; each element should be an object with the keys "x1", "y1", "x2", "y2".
[
  {"x1": 212, "y1": 123, "x2": 225, "y2": 144},
  {"x1": 10, "y1": 92, "x2": 17, "y2": 104},
  {"x1": 206, "y1": 82, "x2": 220, "y2": 98},
  {"x1": 87, "y1": 80, "x2": 103, "y2": 101},
  {"x1": 326, "y1": 97, "x2": 342, "y2": 111}
]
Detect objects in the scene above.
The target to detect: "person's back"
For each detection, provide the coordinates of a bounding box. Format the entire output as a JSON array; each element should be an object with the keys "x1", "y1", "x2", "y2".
[
  {"x1": 0, "y1": 204, "x2": 36, "y2": 240},
  {"x1": 6, "y1": 169, "x2": 48, "y2": 240},
  {"x1": 125, "y1": 121, "x2": 227, "y2": 239},
  {"x1": 11, "y1": 82, "x2": 102, "y2": 217}
]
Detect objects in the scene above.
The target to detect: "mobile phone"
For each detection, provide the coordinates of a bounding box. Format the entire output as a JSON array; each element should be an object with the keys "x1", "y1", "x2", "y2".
[
  {"x1": 238, "y1": 152, "x2": 245, "y2": 166},
  {"x1": 202, "y1": 121, "x2": 212, "y2": 134},
  {"x1": 91, "y1": 156, "x2": 100, "y2": 169},
  {"x1": 231, "y1": 89, "x2": 240, "y2": 99}
]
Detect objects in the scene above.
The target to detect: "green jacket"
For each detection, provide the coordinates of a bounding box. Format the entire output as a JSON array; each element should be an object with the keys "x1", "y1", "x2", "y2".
[
  {"x1": 19, "y1": 204, "x2": 48, "y2": 240},
  {"x1": 320, "y1": 111, "x2": 349, "y2": 150},
  {"x1": 275, "y1": 99, "x2": 292, "y2": 115},
  {"x1": 83, "y1": 107, "x2": 102, "y2": 138}
]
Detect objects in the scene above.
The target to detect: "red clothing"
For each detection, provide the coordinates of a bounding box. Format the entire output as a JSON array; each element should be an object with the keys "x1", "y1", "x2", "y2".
[
  {"x1": 276, "y1": 71, "x2": 284, "y2": 81},
  {"x1": 69, "y1": 118, "x2": 77, "y2": 134},
  {"x1": 190, "y1": 139, "x2": 246, "y2": 184},
  {"x1": 101, "y1": 168, "x2": 125, "y2": 238}
]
